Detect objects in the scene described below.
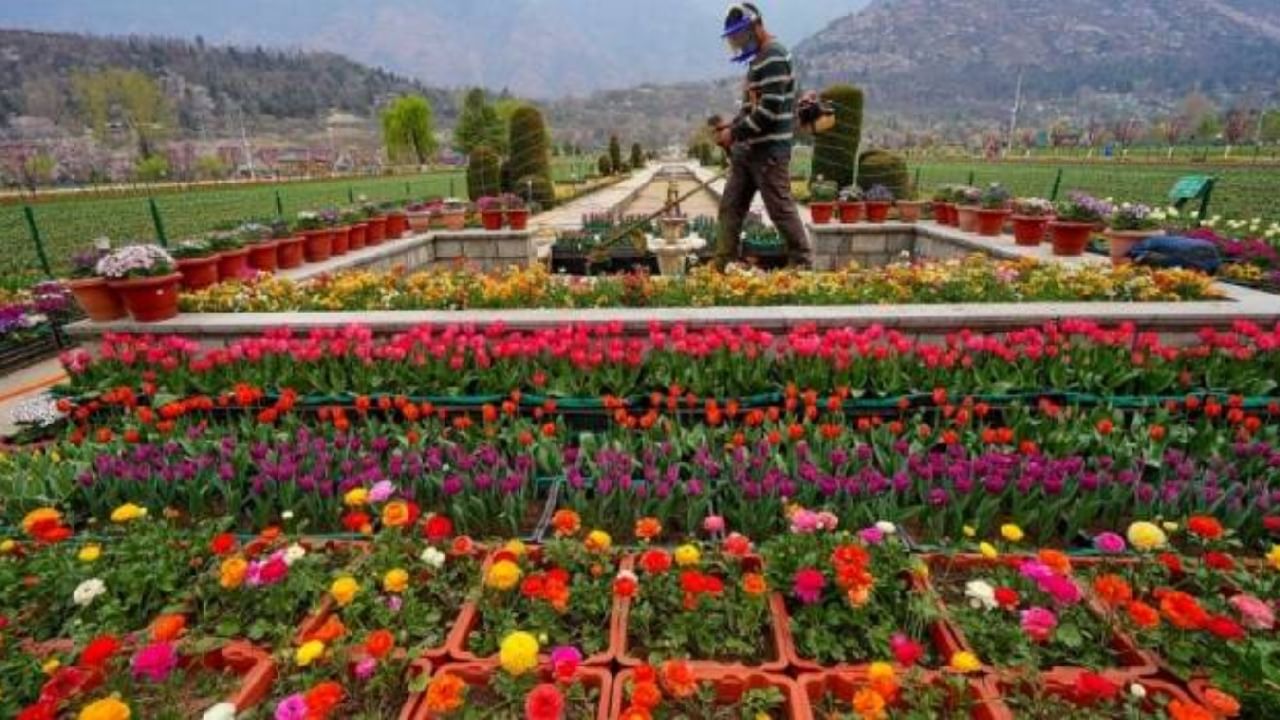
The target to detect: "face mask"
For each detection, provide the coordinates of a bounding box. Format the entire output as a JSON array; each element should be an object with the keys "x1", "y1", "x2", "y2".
[{"x1": 725, "y1": 28, "x2": 759, "y2": 63}]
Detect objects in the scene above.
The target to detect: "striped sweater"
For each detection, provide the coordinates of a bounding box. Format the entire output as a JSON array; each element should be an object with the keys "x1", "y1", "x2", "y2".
[{"x1": 731, "y1": 41, "x2": 795, "y2": 154}]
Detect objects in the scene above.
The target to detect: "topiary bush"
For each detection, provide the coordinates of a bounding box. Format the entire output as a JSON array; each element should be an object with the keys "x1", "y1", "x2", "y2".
[
  {"x1": 467, "y1": 146, "x2": 502, "y2": 199},
  {"x1": 812, "y1": 84, "x2": 864, "y2": 189},
  {"x1": 857, "y1": 149, "x2": 909, "y2": 200},
  {"x1": 609, "y1": 135, "x2": 622, "y2": 175},
  {"x1": 506, "y1": 105, "x2": 555, "y2": 206},
  {"x1": 598, "y1": 154, "x2": 613, "y2": 176}
]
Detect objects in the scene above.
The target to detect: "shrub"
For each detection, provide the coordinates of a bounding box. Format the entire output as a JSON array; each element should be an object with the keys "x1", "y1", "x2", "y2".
[
  {"x1": 506, "y1": 105, "x2": 555, "y2": 206},
  {"x1": 467, "y1": 146, "x2": 503, "y2": 200},
  {"x1": 857, "y1": 149, "x2": 908, "y2": 200},
  {"x1": 812, "y1": 84, "x2": 864, "y2": 189},
  {"x1": 609, "y1": 135, "x2": 622, "y2": 175},
  {"x1": 598, "y1": 154, "x2": 613, "y2": 176}
]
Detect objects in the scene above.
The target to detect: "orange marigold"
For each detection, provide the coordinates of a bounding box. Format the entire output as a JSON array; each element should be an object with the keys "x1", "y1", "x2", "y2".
[
  {"x1": 1160, "y1": 590, "x2": 1209, "y2": 630},
  {"x1": 1167, "y1": 699, "x2": 1215, "y2": 720},
  {"x1": 551, "y1": 509, "x2": 581, "y2": 538},
  {"x1": 1187, "y1": 515, "x2": 1224, "y2": 541},
  {"x1": 1091, "y1": 574, "x2": 1133, "y2": 608},
  {"x1": 1202, "y1": 687, "x2": 1241, "y2": 717},
  {"x1": 742, "y1": 573, "x2": 768, "y2": 596},
  {"x1": 629, "y1": 680, "x2": 663, "y2": 710},
  {"x1": 1126, "y1": 600, "x2": 1161, "y2": 630},
  {"x1": 852, "y1": 688, "x2": 888, "y2": 720},
  {"x1": 150, "y1": 614, "x2": 187, "y2": 642},
  {"x1": 635, "y1": 517, "x2": 663, "y2": 542},
  {"x1": 1037, "y1": 549, "x2": 1072, "y2": 575},
  {"x1": 425, "y1": 672, "x2": 467, "y2": 713},
  {"x1": 660, "y1": 659, "x2": 698, "y2": 699}
]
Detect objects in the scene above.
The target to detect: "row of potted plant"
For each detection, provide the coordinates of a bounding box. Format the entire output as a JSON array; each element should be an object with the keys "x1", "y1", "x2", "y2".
[
  {"x1": 58, "y1": 319, "x2": 1280, "y2": 402},
  {"x1": 930, "y1": 185, "x2": 1193, "y2": 266},
  {"x1": 808, "y1": 181, "x2": 927, "y2": 226},
  {"x1": 3, "y1": 509, "x2": 1264, "y2": 718}
]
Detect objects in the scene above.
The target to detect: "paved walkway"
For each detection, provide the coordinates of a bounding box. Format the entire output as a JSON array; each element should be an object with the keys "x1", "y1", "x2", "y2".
[{"x1": 0, "y1": 356, "x2": 68, "y2": 437}]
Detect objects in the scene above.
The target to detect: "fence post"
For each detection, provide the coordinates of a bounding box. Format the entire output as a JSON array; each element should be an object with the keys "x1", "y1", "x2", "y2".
[
  {"x1": 966, "y1": 170, "x2": 975, "y2": 186},
  {"x1": 148, "y1": 198, "x2": 169, "y2": 247},
  {"x1": 22, "y1": 205, "x2": 54, "y2": 278},
  {"x1": 348, "y1": 187, "x2": 355, "y2": 204},
  {"x1": 275, "y1": 190, "x2": 284, "y2": 217},
  {"x1": 405, "y1": 182, "x2": 411, "y2": 198},
  {"x1": 450, "y1": 177, "x2": 456, "y2": 198},
  {"x1": 1049, "y1": 168, "x2": 1064, "y2": 201},
  {"x1": 913, "y1": 167, "x2": 921, "y2": 191}
]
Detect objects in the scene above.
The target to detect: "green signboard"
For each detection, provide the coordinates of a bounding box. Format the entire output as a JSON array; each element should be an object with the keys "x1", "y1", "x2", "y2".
[{"x1": 1169, "y1": 175, "x2": 1211, "y2": 202}]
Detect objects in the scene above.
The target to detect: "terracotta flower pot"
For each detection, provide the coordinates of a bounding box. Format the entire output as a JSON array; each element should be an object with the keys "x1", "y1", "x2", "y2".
[
  {"x1": 1010, "y1": 215, "x2": 1050, "y2": 246},
  {"x1": 330, "y1": 227, "x2": 350, "y2": 256},
  {"x1": 276, "y1": 236, "x2": 305, "y2": 269},
  {"x1": 413, "y1": 663, "x2": 611, "y2": 720},
  {"x1": 216, "y1": 248, "x2": 250, "y2": 281},
  {"x1": 176, "y1": 255, "x2": 221, "y2": 291},
  {"x1": 983, "y1": 674, "x2": 1200, "y2": 720},
  {"x1": 365, "y1": 216, "x2": 387, "y2": 245},
  {"x1": 612, "y1": 668, "x2": 804, "y2": 720},
  {"x1": 64, "y1": 277, "x2": 126, "y2": 322},
  {"x1": 865, "y1": 201, "x2": 892, "y2": 223},
  {"x1": 108, "y1": 273, "x2": 182, "y2": 323},
  {"x1": 975, "y1": 208, "x2": 1011, "y2": 237},
  {"x1": 770, "y1": 593, "x2": 952, "y2": 675},
  {"x1": 408, "y1": 211, "x2": 433, "y2": 233},
  {"x1": 931, "y1": 202, "x2": 956, "y2": 226},
  {"x1": 480, "y1": 209, "x2": 505, "y2": 231},
  {"x1": 385, "y1": 212, "x2": 409, "y2": 239},
  {"x1": 798, "y1": 669, "x2": 1002, "y2": 720},
  {"x1": 1105, "y1": 229, "x2": 1158, "y2": 266},
  {"x1": 809, "y1": 202, "x2": 835, "y2": 225},
  {"x1": 441, "y1": 210, "x2": 467, "y2": 231},
  {"x1": 956, "y1": 205, "x2": 980, "y2": 232},
  {"x1": 302, "y1": 230, "x2": 333, "y2": 262},
  {"x1": 837, "y1": 201, "x2": 864, "y2": 223},
  {"x1": 897, "y1": 201, "x2": 924, "y2": 223},
  {"x1": 348, "y1": 223, "x2": 368, "y2": 251},
  {"x1": 1048, "y1": 221, "x2": 1094, "y2": 257},
  {"x1": 507, "y1": 208, "x2": 530, "y2": 230},
  {"x1": 247, "y1": 241, "x2": 280, "y2": 273},
  {"x1": 192, "y1": 641, "x2": 278, "y2": 713}
]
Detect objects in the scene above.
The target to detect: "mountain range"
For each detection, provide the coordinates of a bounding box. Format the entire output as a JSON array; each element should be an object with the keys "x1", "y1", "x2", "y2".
[{"x1": 0, "y1": 0, "x2": 869, "y2": 97}]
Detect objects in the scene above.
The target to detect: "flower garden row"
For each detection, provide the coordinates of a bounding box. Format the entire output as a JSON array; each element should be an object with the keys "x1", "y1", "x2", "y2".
[
  {"x1": 176, "y1": 256, "x2": 1221, "y2": 314},
  {"x1": 57, "y1": 320, "x2": 1280, "y2": 401},
  {"x1": 64, "y1": 195, "x2": 534, "y2": 326},
  {"x1": 2, "y1": 504, "x2": 1271, "y2": 719}
]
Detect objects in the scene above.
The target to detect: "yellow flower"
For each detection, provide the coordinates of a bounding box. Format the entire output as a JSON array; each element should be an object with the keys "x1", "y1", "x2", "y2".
[
  {"x1": 0, "y1": 538, "x2": 16, "y2": 554},
  {"x1": 503, "y1": 539, "x2": 527, "y2": 557},
  {"x1": 343, "y1": 487, "x2": 369, "y2": 507},
  {"x1": 674, "y1": 544, "x2": 701, "y2": 567},
  {"x1": 979, "y1": 542, "x2": 998, "y2": 559},
  {"x1": 1126, "y1": 521, "x2": 1168, "y2": 552},
  {"x1": 962, "y1": 525, "x2": 976, "y2": 538},
  {"x1": 78, "y1": 544, "x2": 102, "y2": 563},
  {"x1": 584, "y1": 529, "x2": 612, "y2": 553},
  {"x1": 485, "y1": 559, "x2": 522, "y2": 591},
  {"x1": 219, "y1": 557, "x2": 248, "y2": 589},
  {"x1": 1000, "y1": 524, "x2": 1024, "y2": 543},
  {"x1": 383, "y1": 568, "x2": 409, "y2": 594},
  {"x1": 79, "y1": 696, "x2": 131, "y2": 720},
  {"x1": 1267, "y1": 545, "x2": 1280, "y2": 571},
  {"x1": 949, "y1": 651, "x2": 982, "y2": 673},
  {"x1": 499, "y1": 631, "x2": 540, "y2": 675},
  {"x1": 1161, "y1": 521, "x2": 1179, "y2": 533},
  {"x1": 42, "y1": 658, "x2": 61, "y2": 674},
  {"x1": 295, "y1": 640, "x2": 325, "y2": 667},
  {"x1": 867, "y1": 661, "x2": 895, "y2": 687},
  {"x1": 330, "y1": 576, "x2": 360, "y2": 606},
  {"x1": 110, "y1": 503, "x2": 147, "y2": 523}
]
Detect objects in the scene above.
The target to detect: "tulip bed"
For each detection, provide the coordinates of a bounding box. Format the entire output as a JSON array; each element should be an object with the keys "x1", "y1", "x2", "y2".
[{"x1": 4, "y1": 319, "x2": 1280, "y2": 718}]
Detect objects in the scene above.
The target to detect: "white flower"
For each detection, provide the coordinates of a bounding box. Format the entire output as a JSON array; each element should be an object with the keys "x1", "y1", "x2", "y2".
[
  {"x1": 73, "y1": 578, "x2": 107, "y2": 607},
  {"x1": 10, "y1": 396, "x2": 62, "y2": 428},
  {"x1": 95, "y1": 244, "x2": 174, "y2": 279},
  {"x1": 964, "y1": 579, "x2": 997, "y2": 611},
  {"x1": 202, "y1": 703, "x2": 238, "y2": 720},
  {"x1": 281, "y1": 510, "x2": 294, "y2": 520},
  {"x1": 1129, "y1": 683, "x2": 1147, "y2": 699},
  {"x1": 283, "y1": 543, "x2": 307, "y2": 566},
  {"x1": 874, "y1": 521, "x2": 897, "y2": 535},
  {"x1": 420, "y1": 547, "x2": 446, "y2": 569}
]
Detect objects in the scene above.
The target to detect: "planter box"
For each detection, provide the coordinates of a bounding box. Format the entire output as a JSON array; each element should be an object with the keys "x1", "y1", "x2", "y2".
[
  {"x1": 797, "y1": 669, "x2": 1000, "y2": 720},
  {"x1": 616, "y1": 555, "x2": 787, "y2": 672},
  {"x1": 411, "y1": 662, "x2": 611, "y2": 720},
  {"x1": 445, "y1": 547, "x2": 619, "y2": 667},
  {"x1": 985, "y1": 673, "x2": 1199, "y2": 720},
  {"x1": 612, "y1": 667, "x2": 804, "y2": 719}
]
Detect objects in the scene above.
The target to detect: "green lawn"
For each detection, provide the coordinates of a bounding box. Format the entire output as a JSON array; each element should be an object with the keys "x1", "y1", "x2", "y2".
[{"x1": 0, "y1": 171, "x2": 470, "y2": 278}]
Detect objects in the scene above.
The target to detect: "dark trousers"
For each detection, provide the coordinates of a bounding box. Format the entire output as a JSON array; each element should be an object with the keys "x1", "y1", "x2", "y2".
[{"x1": 714, "y1": 145, "x2": 811, "y2": 268}]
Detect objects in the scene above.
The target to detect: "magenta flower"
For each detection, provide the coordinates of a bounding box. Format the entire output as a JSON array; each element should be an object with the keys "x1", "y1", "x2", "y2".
[
  {"x1": 792, "y1": 568, "x2": 826, "y2": 605},
  {"x1": 1040, "y1": 574, "x2": 1083, "y2": 606},
  {"x1": 789, "y1": 510, "x2": 821, "y2": 534},
  {"x1": 702, "y1": 515, "x2": 726, "y2": 534},
  {"x1": 858, "y1": 526, "x2": 885, "y2": 545},
  {"x1": 354, "y1": 657, "x2": 378, "y2": 681},
  {"x1": 1229, "y1": 594, "x2": 1275, "y2": 630},
  {"x1": 1093, "y1": 532, "x2": 1127, "y2": 555},
  {"x1": 368, "y1": 480, "x2": 396, "y2": 503},
  {"x1": 131, "y1": 641, "x2": 179, "y2": 682},
  {"x1": 1020, "y1": 606, "x2": 1058, "y2": 643},
  {"x1": 275, "y1": 693, "x2": 307, "y2": 720},
  {"x1": 550, "y1": 645, "x2": 582, "y2": 677}
]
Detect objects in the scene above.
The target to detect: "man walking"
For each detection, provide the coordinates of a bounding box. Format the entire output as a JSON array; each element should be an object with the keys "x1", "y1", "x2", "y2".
[{"x1": 712, "y1": 2, "x2": 811, "y2": 270}]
